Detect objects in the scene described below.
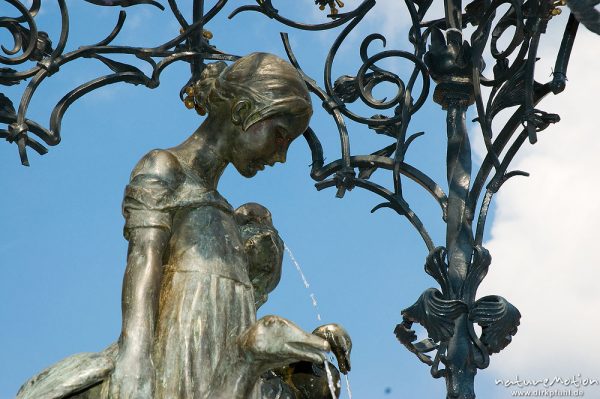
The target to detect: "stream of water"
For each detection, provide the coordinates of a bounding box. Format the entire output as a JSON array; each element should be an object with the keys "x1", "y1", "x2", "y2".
[
  {"x1": 345, "y1": 374, "x2": 353, "y2": 399},
  {"x1": 284, "y1": 244, "x2": 323, "y2": 322},
  {"x1": 323, "y1": 360, "x2": 339, "y2": 399},
  {"x1": 284, "y1": 244, "x2": 354, "y2": 398}
]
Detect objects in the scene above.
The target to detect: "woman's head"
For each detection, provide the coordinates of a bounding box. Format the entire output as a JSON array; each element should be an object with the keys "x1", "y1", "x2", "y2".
[
  {"x1": 188, "y1": 53, "x2": 313, "y2": 177},
  {"x1": 190, "y1": 53, "x2": 312, "y2": 130}
]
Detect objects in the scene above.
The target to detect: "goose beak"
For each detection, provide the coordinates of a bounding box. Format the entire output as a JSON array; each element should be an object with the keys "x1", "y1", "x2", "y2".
[{"x1": 284, "y1": 336, "x2": 331, "y2": 364}]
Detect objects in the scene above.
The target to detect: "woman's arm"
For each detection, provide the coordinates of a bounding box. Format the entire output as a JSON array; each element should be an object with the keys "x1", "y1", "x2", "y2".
[
  {"x1": 120, "y1": 227, "x2": 168, "y2": 360},
  {"x1": 110, "y1": 149, "x2": 181, "y2": 398},
  {"x1": 109, "y1": 227, "x2": 169, "y2": 399}
]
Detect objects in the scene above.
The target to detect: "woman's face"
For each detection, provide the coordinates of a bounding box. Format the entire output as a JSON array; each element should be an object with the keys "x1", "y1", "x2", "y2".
[{"x1": 230, "y1": 113, "x2": 310, "y2": 178}]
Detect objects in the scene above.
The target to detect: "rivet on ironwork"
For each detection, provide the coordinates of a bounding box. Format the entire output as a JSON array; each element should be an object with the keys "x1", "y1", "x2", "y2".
[{"x1": 37, "y1": 59, "x2": 60, "y2": 76}]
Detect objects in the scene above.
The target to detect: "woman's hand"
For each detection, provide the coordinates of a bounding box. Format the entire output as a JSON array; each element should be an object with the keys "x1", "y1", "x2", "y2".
[{"x1": 108, "y1": 350, "x2": 154, "y2": 399}]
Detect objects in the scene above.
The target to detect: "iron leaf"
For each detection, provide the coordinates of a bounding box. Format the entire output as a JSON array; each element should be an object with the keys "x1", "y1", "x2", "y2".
[
  {"x1": 470, "y1": 295, "x2": 521, "y2": 354},
  {"x1": 402, "y1": 288, "x2": 468, "y2": 343}
]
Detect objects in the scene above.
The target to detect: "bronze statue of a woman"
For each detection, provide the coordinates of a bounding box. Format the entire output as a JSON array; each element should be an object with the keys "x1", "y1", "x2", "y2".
[
  {"x1": 112, "y1": 52, "x2": 315, "y2": 399},
  {"x1": 16, "y1": 53, "x2": 351, "y2": 399}
]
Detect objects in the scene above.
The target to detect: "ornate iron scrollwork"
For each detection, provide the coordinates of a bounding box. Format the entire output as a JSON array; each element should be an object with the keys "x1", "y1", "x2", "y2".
[
  {"x1": 0, "y1": 0, "x2": 236, "y2": 165},
  {"x1": 228, "y1": 1, "x2": 586, "y2": 396}
]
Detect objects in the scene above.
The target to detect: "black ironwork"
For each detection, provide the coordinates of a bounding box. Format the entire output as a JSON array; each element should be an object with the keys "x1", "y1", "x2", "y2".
[
  {"x1": 2, "y1": 0, "x2": 598, "y2": 397},
  {"x1": 0, "y1": 0, "x2": 237, "y2": 166}
]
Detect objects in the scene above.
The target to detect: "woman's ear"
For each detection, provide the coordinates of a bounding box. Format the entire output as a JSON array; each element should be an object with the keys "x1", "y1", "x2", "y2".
[{"x1": 231, "y1": 99, "x2": 252, "y2": 127}]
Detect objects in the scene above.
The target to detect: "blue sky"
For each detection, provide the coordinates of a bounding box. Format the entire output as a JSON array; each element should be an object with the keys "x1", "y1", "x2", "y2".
[{"x1": 1, "y1": 1, "x2": 600, "y2": 399}]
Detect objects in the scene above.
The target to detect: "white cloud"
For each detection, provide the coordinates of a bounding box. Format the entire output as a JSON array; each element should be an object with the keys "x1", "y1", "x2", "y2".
[
  {"x1": 476, "y1": 22, "x2": 600, "y2": 397},
  {"x1": 363, "y1": 0, "x2": 411, "y2": 39},
  {"x1": 363, "y1": 0, "x2": 446, "y2": 39},
  {"x1": 312, "y1": 0, "x2": 443, "y2": 54}
]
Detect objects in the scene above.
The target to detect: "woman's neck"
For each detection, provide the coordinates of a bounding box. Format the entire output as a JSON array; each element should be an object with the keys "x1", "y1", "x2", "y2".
[{"x1": 169, "y1": 118, "x2": 231, "y2": 190}]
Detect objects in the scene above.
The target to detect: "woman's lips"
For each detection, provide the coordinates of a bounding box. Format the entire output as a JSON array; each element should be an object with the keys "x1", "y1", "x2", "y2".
[{"x1": 253, "y1": 160, "x2": 273, "y2": 170}]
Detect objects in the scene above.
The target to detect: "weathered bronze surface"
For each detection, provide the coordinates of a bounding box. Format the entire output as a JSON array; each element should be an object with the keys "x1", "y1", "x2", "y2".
[{"x1": 15, "y1": 52, "x2": 351, "y2": 399}]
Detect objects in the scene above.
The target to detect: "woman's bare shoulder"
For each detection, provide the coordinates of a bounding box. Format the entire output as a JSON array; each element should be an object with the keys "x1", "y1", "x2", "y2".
[{"x1": 129, "y1": 149, "x2": 185, "y2": 189}]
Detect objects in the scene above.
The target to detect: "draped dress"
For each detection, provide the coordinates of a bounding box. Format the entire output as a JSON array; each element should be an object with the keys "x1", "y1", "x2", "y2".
[{"x1": 122, "y1": 149, "x2": 257, "y2": 399}]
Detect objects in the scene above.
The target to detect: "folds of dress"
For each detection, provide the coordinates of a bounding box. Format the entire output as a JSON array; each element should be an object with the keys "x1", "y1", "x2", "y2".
[{"x1": 123, "y1": 149, "x2": 257, "y2": 399}]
